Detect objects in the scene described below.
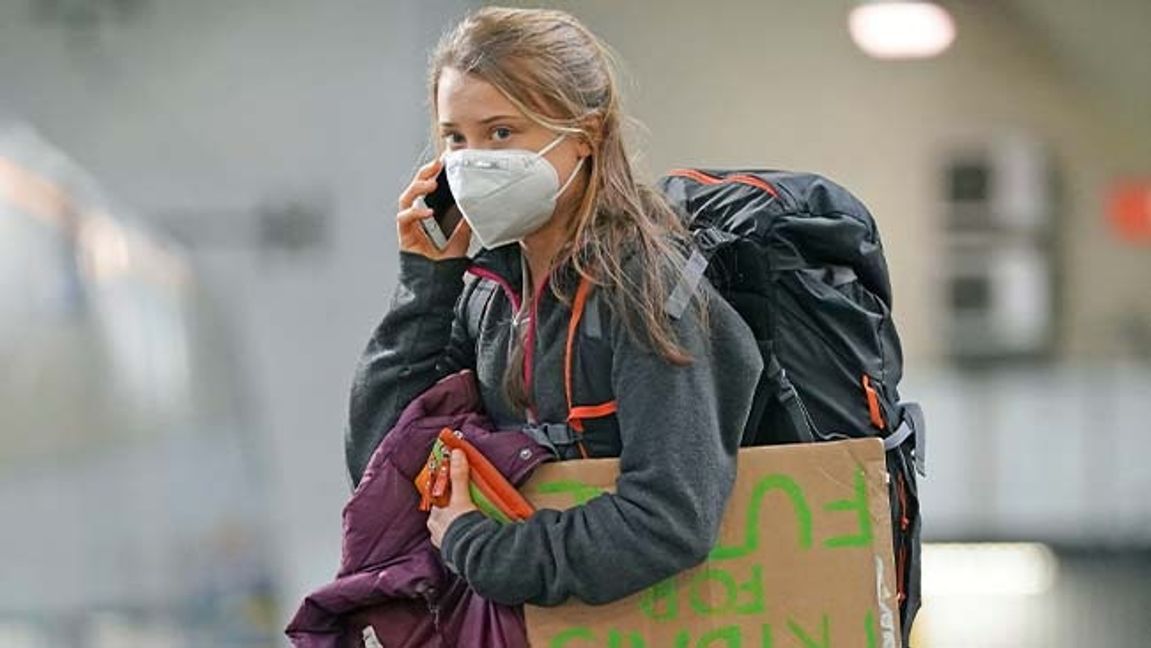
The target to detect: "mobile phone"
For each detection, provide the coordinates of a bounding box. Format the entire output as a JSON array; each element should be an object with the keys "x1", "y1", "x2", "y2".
[{"x1": 415, "y1": 167, "x2": 463, "y2": 249}]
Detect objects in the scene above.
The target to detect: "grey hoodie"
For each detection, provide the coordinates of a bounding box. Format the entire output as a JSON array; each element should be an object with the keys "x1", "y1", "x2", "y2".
[{"x1": 346, "y1": 243, "x2": 762, "y2": 607}]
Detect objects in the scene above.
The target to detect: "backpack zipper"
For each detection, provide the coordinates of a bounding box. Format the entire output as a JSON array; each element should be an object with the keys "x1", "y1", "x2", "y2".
[{"x1": 668, "y1": 168, "x2": 780, "y2": 198}]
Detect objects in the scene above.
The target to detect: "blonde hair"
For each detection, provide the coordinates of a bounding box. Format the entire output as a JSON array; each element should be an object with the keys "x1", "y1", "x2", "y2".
[{"x1": 428, "y1": 6, "x2": 705, "y2": 411}]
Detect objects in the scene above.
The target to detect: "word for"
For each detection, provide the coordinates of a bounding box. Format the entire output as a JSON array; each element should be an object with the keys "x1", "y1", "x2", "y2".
[{"x1": 547, "y1": 612, "x2": 884, "y2": 648}]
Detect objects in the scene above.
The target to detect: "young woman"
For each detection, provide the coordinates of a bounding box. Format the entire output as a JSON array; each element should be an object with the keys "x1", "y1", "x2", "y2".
[{"x1": 346, "y1": 6, "x2": 762, "y2": 607}]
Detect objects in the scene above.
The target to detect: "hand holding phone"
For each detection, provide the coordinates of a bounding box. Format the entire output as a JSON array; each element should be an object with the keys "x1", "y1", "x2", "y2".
[
  {"x1": 413, "y1": 194, "x2": 448, "y2": 248},
  {"x1": 414, "y1": 166, "x2": 464, "y2": 250},
  {"x1": 395, "y1": 158, "x2": 470, "y2": 259}
]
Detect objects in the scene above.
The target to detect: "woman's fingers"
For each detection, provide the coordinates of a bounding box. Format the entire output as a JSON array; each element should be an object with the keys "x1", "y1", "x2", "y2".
[
  {"x1": 417, "y1": 156, "x2": 443, "y2": 180},
  {"x1": 396, "y1": 157, "x2": 443, "y2": 209},
  {"x1": 426, "y1": 448, "x2": 478, "y2": 548},
  {"x1": 396, "y1": 204, "x2": 433, "y2": 226},
  {"x1": 395, "y1": 206, "x2": 437, "y2": 255},
  {"x1": 397, "y1": 177, "x2": 438, "y2": 210},
  {"x1": 448, "y1": 449, "x2": 471, "y2": 507},
  {"x1": 392, "y1": 156, "x2": 470, "y2": 259}
]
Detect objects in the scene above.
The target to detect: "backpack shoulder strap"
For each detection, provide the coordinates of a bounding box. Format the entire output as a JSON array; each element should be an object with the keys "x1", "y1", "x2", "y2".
[
  {"x1": 463, "y1": 273, "x2": 499, "y2": 341},
  {"x1": 664, "y1": 248, "x2": 709, "y2": 320},
  {"x1": 565, "y1": 247, "x2": 706, "y2": 433},
  {"x1": 563, "y1": 276, "x2": 620, "y2": 456}
]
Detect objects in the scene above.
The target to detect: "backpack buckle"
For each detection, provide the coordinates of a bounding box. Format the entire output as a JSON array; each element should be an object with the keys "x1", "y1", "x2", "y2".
[
  {"x1": 522, "y1": 422, "x2": 579, "y2": 458},
  {"x1": 883, "y1": 402, "x2": 926, "y2": 477}
]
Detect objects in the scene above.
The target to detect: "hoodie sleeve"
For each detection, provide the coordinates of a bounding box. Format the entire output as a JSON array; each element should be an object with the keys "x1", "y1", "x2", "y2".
[
  {"x1": 345, "y1": 251, "x2": 476, "y2": 488},
  {"x1": 440, "y1": 277, "x2": 763, "y2": 606}
]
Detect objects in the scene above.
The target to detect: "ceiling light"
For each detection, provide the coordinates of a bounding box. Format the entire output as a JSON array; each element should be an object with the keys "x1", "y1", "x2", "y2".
[{"x1": 849, "y1": 1, "x2": 957, "y2": 60}]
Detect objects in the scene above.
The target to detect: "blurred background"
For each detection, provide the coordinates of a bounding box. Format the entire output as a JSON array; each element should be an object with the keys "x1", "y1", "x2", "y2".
[{"x1": 1, "y1": 0, "x2": 1148, "y2": 646}]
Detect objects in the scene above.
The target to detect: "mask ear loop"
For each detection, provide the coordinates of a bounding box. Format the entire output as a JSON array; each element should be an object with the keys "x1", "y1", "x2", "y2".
[
  {"x1": 538, "y1": 133, "x2": 587, "y2": 200},
  {"x1": 555, "y1": 156, "x2": 585, "y2": 199},
  {"x1": 536, "y1": 133, "x2": 568, "y2": 157}
]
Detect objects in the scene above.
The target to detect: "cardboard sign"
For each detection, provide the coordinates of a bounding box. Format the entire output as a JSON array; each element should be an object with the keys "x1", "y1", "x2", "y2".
[{"x1": 520, "y1": 438, "x2": 901, "y2": 648}]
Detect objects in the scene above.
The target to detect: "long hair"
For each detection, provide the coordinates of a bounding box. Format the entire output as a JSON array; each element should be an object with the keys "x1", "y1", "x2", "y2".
[{"x1": 427, "y1": 6, "x2": 707, "y2": 412}]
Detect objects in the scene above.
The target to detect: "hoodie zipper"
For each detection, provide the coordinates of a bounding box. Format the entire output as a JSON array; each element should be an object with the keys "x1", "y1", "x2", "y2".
[
  {"x1": 467, "y1": 266, "x2": 522, "y2": 312},
  {"x1": 521, "y1": 276, "x2": 551, "y2": 420},
  {"x1": 465, "y1": 265, "x2": 549, "y2": 421},
  {"x1": 413, "y1": 580, "x2": 444, "y2": 643}
]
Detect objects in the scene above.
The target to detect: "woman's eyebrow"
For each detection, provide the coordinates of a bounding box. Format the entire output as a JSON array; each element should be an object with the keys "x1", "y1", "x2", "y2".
[{"x1": 439, "y1": 115, "x2": 522, "y2": 127}]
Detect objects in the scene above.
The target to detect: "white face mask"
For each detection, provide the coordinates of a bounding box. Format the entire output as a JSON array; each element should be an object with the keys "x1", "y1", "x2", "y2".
[{"x1": 443, "y1": 134, "x2": 585, "y2": 249}]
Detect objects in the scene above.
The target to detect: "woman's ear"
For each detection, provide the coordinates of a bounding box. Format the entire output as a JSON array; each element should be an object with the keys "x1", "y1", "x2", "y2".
[{"x1": 576, "y1": 113, "x2": 603, "y2": 158}]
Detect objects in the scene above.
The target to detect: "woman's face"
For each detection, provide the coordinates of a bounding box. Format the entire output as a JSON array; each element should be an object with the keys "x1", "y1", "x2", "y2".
[{"x1": 436, "y1": 66, "x2": 591, "y2": 219}]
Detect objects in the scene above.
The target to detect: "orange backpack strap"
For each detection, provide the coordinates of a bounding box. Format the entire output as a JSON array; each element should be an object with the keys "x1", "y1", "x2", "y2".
[
  {"x1": 564, "y1": 275, "x2": 618, "y2": 457},
  {"x1": 861, "y1": 374, "x2": 887, "y2": 430}
]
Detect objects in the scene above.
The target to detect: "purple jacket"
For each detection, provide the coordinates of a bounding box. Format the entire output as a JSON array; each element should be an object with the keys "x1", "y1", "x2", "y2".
[{"x1": 285, "y1": 370, "x2": 551, "y2": 647}]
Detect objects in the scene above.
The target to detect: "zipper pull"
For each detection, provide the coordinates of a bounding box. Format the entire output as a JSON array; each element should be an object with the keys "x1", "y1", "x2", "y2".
[
  {"x1": 419, "y1": 441, "x2": 446, "y2": 512},
  {"x1": 431, "y1": 455, "x2": 451, "y2": 505}
]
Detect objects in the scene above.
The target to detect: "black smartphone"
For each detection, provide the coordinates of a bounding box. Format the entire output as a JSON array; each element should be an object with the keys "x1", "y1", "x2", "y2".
[{"x1": 418, "y1": 167, "x2": 463, "y2": 249}]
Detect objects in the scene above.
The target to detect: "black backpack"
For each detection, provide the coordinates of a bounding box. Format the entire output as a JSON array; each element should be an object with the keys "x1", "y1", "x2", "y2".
[{"x1": 656, "y1": 168, "x2": 926, "y2": 646}]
